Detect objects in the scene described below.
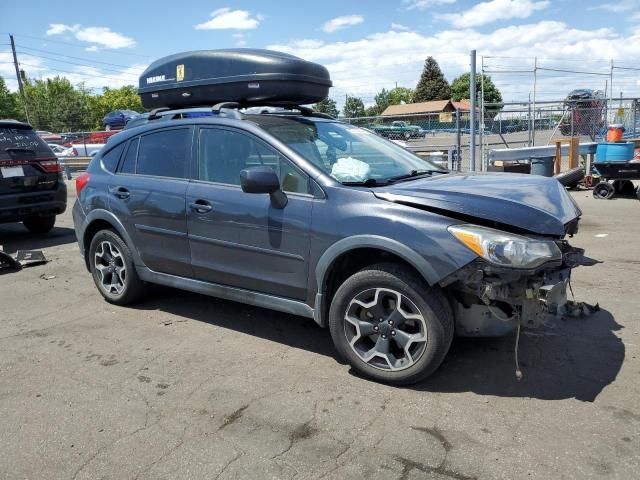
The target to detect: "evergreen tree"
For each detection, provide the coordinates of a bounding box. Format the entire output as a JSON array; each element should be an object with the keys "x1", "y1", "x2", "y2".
[
  {"x1": 313, "y1": 98, "x2": 339, "y2": 117},
  {"x1": 414, "y1": 57, "x2": 451, "y2": 102}
]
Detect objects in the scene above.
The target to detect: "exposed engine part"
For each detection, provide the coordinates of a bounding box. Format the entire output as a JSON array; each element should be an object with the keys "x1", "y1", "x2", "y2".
[{"x1": 514, "y1": 322, "x2": 523, "y2": 381}]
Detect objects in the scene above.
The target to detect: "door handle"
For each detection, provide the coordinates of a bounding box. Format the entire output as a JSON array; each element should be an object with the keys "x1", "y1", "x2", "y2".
[
  {"x1": 189, "y1": 201, "x2": 213, "y2": 214},
  {"x1": 109, "y1": 186, "x2": 130, "y2": 199}
]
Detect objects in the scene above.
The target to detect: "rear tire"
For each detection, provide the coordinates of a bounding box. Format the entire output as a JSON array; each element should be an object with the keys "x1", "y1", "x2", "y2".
[
  {"x1": 23, "y1": 215, "x2": 56, "y2": 234},
  {"x1": 328, "y1": 263, "x2": 454, "y2": 385},
  {"x1": 88, "y1": 229, "x2": 145, "y2": 305}
]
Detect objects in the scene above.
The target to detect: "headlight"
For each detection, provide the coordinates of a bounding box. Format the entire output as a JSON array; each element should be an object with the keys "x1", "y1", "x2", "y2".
[{"x1": 448, "y1": 224, "x2": 561, "y2": 269}]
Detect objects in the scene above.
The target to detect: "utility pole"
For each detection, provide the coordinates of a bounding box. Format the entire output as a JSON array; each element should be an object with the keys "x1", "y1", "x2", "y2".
[
  {"x1": 470, "y1": 50, "x2": 476, "y2": 172},
  {"x1": 9, "y1": 34, "x2": 29, "y2": 123}
]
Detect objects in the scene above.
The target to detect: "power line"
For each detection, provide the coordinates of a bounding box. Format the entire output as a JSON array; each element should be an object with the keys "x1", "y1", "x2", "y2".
[
  {"x1": 17, "y1": 45, "x2": 140, "y2": 69},
  {"x1": 2, "y1": 32, "x2": 154, "y2": 59},
  {"x1": 18, "y1": 62, "x2": 139, "y2": 84},
  {"x1": 16, "y1": 50, "x2": 140, "y2": 78}
]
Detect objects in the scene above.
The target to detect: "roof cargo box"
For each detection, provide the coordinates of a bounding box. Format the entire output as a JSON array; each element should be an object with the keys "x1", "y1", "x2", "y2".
[{"x1": 138, "y1": 49, "x2": 332, "y2": 109}]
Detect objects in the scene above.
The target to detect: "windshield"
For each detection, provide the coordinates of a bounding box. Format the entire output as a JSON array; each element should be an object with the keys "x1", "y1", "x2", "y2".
[{"x1": 247, "y1": 115, "x2": 444, "y2": 184}]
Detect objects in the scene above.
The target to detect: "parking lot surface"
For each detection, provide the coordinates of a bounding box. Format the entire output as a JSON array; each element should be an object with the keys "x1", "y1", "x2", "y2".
[{"x1": 1, "y1": 180, "x2": 639, "y2": 480}]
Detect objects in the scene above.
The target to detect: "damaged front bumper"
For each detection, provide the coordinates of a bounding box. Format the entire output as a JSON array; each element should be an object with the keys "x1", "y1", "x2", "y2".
[{"x1": 442, "y1": 243, "x2": 596, "y2": 337}]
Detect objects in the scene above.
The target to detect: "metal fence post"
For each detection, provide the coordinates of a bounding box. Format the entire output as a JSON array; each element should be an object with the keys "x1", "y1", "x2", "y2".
[
  {"x1": 455, "y1": 107, "x2": 461, "y2": 171},
  {"x1": 470, "y1": 50, "x2": 476, "y2": 172}
]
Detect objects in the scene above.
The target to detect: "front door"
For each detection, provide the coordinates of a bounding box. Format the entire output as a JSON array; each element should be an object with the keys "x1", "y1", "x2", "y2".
[{"x1": 186, "y1": 126, "x2": 313, "y2": 300}]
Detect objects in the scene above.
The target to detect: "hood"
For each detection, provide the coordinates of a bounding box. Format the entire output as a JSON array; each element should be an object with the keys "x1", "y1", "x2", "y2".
[{"x1": 374, "y1": 173, "x2": 582, "y2": 236}]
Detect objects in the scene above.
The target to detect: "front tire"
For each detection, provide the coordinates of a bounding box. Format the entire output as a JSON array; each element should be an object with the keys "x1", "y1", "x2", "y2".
[
  {"x1": 329, "y1": 263, "x2": 454, "y2": 385},
  {"x1": 88, "y1": 229, "x2": 144, "y2": 305},
  {"x1": 23, "y1": 214, "x2": 56, "y2": 234}
]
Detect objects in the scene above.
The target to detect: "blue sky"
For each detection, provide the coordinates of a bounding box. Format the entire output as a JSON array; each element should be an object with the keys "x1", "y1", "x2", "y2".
[{"x1": 1, "y1": 0, "x2": 639, "y2": 104}]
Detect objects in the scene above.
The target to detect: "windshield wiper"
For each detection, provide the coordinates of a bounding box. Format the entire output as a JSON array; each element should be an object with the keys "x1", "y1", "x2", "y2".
[
  {"x1": 341, "y1": 178, "x2": 388, "y2": 187},
  {"x1": 387, "y1": 169, "x2": 447, "y2": 183}
]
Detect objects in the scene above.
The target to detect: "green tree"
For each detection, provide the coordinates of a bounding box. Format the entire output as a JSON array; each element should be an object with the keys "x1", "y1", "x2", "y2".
[
  {"x1": 313, "y1": 98, "x2": 339, "y2": 117},
  {"x1": 22, "y1": 76, "x2": 92, "y2": 132},
  {"x1": 388, "y1": 87, "x2": 414, "y2": 105},
  {"x1": 414, "y1": 57, "x2": 451, "y2": 102},
  {"x1": 88, "y1": 85, "x2": 143, "y2": 129},
  {"x1": 451, "y1": 72, "x2": 503, "y2": 116},
  {"x1": 0, "y1": 76, "x2": 23, "y2": 120},
  {"x1": 343, "y1": 95, "x2": 365, "y2": 118}
]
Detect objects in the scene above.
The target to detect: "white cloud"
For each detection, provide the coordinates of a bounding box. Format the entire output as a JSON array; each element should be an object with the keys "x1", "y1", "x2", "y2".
[
  {"x1": 321, "y1": 15, "x2": 364, "y2": 33},
  {"x1": 46, "y1": 23, "x2": 135, "y2": 49},
  {"x1": 391, "y1": 23, "x2": 411, "y2": 31},
  {"x1": 85, "y1": 45, "x2": 99, "y2": 52},
  {"x1": 403, "y1": 0, "x2": 456, "y2": 10},
  {"x1": 438, "y1": 0, "x2": 549, "y2": 28},
  {"x1": 267, "y1": 21, "x2": 640, "y2": 104},
  {"x1": 195, "y1": 8, "x2": 262, "y2": 30},
  {"x1": 0, "y1": 51, "x2": 47, "y2": 91},
  {"x1": 46, "y1": 24, "x2": 79, "y2": 35},
  {"x1": 592, "y1": 0, "x2": 639, "y2": 13}
]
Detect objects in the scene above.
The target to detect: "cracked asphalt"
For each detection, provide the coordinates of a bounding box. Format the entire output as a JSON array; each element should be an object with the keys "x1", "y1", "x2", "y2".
[{"x1": 1, "y1": 180, "x2": 639, "y2": 479}]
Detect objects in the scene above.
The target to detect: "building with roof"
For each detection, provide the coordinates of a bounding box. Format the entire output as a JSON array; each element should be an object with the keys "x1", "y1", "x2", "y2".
[{"x1": 381, "y1": 99, "x2": 474, "y2": 118}]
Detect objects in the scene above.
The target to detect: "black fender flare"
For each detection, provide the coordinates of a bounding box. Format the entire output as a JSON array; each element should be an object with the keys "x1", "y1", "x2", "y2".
[
  {"x1": 312, "y1": 235, "x2": 440, "y2": 326},
  {"x1": 83, "y1": 209, "x2": 144, "y2": 267}
]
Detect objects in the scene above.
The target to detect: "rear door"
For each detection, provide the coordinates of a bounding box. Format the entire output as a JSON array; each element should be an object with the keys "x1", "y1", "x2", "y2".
[
  {"x1": 0, "y1": 124, "x2": 61, "y2": 206},
  {"x1": 186, "y1": 126, "x2": 313, "y2": 300},
  {"x1": 108, "y1": 127, "x2": 194, "y2": 277}
]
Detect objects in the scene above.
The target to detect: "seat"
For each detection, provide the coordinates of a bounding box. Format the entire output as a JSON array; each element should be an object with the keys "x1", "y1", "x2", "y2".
[{"x1": 209, "y1": 133, "x2": 251, "y2": 185}]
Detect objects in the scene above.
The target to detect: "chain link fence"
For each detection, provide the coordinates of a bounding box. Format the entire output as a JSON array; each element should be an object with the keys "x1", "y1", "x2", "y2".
[{"x1": 343, "y1": 98, "x2": 640, "y2": 172}]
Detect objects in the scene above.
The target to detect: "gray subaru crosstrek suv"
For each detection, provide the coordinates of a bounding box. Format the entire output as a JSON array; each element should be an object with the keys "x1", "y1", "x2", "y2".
[{"x1": 73, "y1": 108, "x2": 589, "y2": 385}]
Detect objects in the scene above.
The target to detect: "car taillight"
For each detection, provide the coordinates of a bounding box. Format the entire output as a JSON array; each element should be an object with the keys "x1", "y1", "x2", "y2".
[
  {"x1": 76, "y1": 172, "x2": 90, "y2": 196},
  {"x1": 39, "y1": 159, "x2": 61, "y2": 173}
]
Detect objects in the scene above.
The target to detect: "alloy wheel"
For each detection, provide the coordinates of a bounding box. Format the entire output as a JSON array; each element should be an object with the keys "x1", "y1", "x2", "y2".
[
  {"x1": 343, "y1": 288, "x2": 428, "y2": 371},
  {"x1": 94, "y1": 240, "x2": 127, "y2": 295}
]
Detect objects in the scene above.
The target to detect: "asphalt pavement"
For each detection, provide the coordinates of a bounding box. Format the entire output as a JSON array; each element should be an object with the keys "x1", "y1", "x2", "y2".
[{"x1": 0, "y1": 180, "x2": 638, "y2": 479}]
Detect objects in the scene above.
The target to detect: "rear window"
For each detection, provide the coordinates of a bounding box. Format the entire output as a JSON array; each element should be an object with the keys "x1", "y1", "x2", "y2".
[
  {"x1": 136, "y1": 128, "x2": 190, "y2": 178},
  {"x1": 101, "y1": 142, "x2": 126, "y2": 173},
  {"x1": 0, "y1": 126, "x2": 53, "y2": 161}
]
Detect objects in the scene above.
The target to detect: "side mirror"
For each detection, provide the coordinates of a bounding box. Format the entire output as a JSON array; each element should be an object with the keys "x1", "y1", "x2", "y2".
[{"x1": 240, "y1": 166, "x2": 288, "y2": 209}]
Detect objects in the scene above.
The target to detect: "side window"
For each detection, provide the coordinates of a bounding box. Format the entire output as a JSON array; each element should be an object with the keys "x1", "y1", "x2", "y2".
[
  {"x1": 101, "y1": 142, "x2": 125, "y2": 173},
  {"x1": 198, "y1": 128, "x2": 309, "y2": 194},
  {"x1": 119, "y1": 137, "x2": 138, "y2": 174},
  {"x1": 137, "y1": 128, "x2": 190, "y2": 178}
]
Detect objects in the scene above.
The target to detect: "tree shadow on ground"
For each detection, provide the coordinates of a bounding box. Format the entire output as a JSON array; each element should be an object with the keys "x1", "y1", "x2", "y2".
[{"x1": 134, "y1": 286, "x2": 623, "y2": 402}]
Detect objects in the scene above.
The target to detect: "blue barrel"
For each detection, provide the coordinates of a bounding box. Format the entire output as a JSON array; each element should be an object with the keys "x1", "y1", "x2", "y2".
[
  {"x1": 595, "y1": 142, "x2": 634, "y2": 162},
  {"x1": 530, "y1": 156, "x2": 555, "y2": 177}
]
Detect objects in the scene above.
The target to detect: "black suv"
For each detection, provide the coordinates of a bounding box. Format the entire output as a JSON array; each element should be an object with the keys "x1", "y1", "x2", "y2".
[
  {"x1": 1, "y1": 120, "x2": 66, "y2": 233},
  {"x1": 73, "y1": 107, "x2": 587, "y2": 384}
]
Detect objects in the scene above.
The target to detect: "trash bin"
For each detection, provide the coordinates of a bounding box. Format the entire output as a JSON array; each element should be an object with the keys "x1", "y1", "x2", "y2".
[{"x1": 530, "y1": 156, "x2": 555, "y2": 177}]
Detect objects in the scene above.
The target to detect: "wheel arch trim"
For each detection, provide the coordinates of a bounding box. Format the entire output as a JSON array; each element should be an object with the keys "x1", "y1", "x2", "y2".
[
  {"x1": 315, "y1": 235, "x2": 440, "y2": 292},
  {"x1": 312, "y1": 235, "x2": 440, "y2": 327},
  {"x1": 83, "y1": 209, "x2": 144, "y2": 267}
]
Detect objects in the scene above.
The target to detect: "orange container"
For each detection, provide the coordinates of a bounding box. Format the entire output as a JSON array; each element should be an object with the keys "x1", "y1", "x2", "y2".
[{"x1": 607, "y1": 124, "x2": 625, "y2": 142}]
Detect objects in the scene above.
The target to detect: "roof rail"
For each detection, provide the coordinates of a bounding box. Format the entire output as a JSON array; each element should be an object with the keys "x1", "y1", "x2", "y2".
[
  {"x1": 142, "y1": 103, "x2": 335, "y2": 124},
  {"x1": 148, "y1": 107, "x2": 171, "y2": 120}
]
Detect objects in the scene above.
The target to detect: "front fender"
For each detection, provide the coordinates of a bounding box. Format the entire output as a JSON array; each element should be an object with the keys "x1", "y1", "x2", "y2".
[
  {"x1": 315, "y1": 235, "x2": 440, "y2": 291},
  {"x1": 312, "y1": 235, "x2": 443, "y2": 327}
]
